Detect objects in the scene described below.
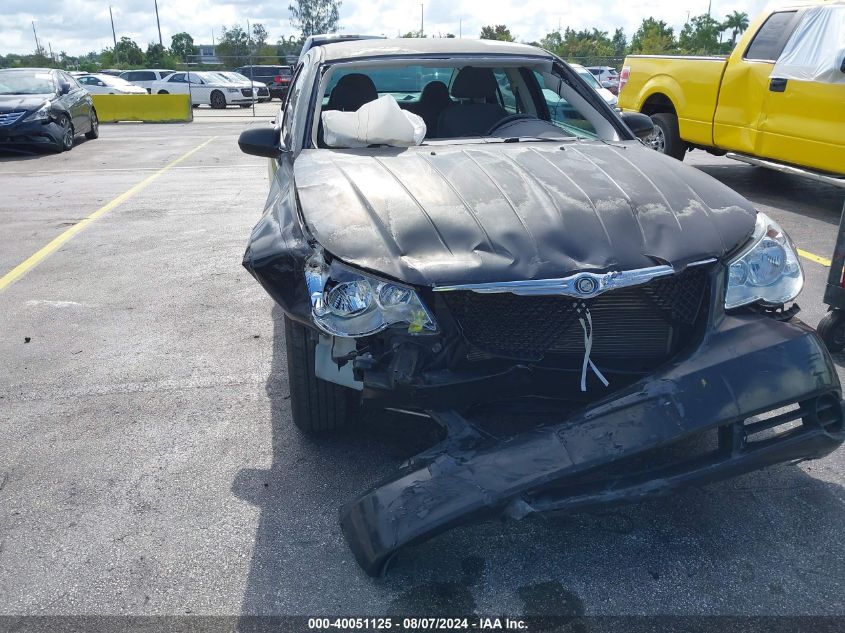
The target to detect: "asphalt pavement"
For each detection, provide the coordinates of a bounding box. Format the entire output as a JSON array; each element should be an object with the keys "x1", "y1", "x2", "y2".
[{"x1": 1, "y1": 121, "x2": 844, "y2": 618}]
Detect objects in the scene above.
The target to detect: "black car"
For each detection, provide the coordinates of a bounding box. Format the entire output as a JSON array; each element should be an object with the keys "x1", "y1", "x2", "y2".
[
  {"x1": 233, "y1": 65, "x2": 291, "y2": 101},
  {"x1": 237, "y1": 39, "x2": 844, "y2": 575},
  {"x1": 0, "y1": 68, "x2": 98, "y2": 152}
]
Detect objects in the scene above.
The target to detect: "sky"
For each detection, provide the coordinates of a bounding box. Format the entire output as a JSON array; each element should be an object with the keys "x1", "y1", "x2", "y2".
[{"x1": 1, "y1": 0, "x2": 773, "y2": 57}]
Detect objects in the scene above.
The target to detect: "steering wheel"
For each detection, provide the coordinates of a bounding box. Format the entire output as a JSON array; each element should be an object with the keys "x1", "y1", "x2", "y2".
[{"x1": 485, "y1": 113, "x2": 539, "y2": 135}]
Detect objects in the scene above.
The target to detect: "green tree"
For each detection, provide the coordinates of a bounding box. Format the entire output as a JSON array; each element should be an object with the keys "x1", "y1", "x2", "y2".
[
  {"x1": 540, "y1": 28, "x2": 614, "y2": 65},
  {"x1": 216, "y1": 25, "x2": 251, "y2": 65},
  {"x1": 170, "y1": 32, "x2": 196, "y2": 62},
  {"x1": 480, "y1": 25, "x2": 515, "y2": 41},
  {"x1": 611, "y1": 28, "x2": 627, "y2": 59},
  {"x1": 722, "y1": 10, "x2": 750, "y2": 47},
  {"x1": 630, "y1": 18, "x2": 677, "y2": 54},
  {"x1": 276, "y1": 35, "x2": 304, "y2": 59},
  {"x1": 145, "y1": 43, "x2": 166, "y2": 67},
  {"x1": 113, "y1": 36, "x2": 144, "y2": 67},
  {"x1": 251, "y1": 23, "x2": 269, "y2": 47},
  {"x1": 400, "y1": 30, "x2": 425, "y2": 38},
  {"x1": 289, "y1": 0, "x2": 342, "y2": 36},
  {"x1": 679, "y1": 13, "x2": 722, "y2": 54}
]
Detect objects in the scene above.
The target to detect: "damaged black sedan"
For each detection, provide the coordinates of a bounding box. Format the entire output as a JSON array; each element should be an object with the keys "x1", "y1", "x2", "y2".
[
  {"x1": 238, "y1": 39, "x2": 844, "y2": 575},
  {"x1": 0, "y1": 68, "x2": 98, "y2": 152}
]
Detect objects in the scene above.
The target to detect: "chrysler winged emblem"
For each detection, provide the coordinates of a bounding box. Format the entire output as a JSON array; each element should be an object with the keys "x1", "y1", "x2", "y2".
[{"x1": 433, "y1": 262, "x2": 717, "y2": 298}]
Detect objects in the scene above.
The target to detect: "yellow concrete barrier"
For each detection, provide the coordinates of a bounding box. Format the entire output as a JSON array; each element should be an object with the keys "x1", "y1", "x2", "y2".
[{"x1": 91, "y1": 94, "x2": 193, "y2": 123}]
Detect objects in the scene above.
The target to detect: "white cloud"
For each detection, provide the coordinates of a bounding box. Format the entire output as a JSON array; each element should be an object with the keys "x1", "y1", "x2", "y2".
[{"x1": 2, "y1": 0, "x2": 773, "y2": 56}]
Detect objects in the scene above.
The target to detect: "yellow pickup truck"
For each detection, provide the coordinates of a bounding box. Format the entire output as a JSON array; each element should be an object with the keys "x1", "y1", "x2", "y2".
[{"x1": 618, "y1": 2, "x2": 844, "y2": 180}]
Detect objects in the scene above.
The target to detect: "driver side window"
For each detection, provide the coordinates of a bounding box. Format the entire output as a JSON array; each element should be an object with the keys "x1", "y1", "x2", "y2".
[{"x1": 533, "y1": 70, "x2": 597, "y2": 136}]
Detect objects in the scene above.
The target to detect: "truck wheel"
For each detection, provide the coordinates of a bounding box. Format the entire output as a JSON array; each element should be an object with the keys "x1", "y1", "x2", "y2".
[
  {"x1": 648, "y1": 112, "x2": 686, "y2": 161},
  {"x1": 817, "y1": 310, "x2": 845, "y2": 353},
  {"x1": 284, "y1": 315, "x2": 359, "y2": 432}
]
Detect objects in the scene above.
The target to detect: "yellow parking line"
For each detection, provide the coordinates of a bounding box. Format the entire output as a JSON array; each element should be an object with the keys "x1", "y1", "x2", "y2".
[
  {"x1": 797, "y1": 249, "x2": 832, "y2": 267},
  {"x1": 0, "y1": 136, "x2": 217, "y2": 293}
]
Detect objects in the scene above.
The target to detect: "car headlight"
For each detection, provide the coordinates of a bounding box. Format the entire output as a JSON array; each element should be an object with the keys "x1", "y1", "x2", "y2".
[
  {"x1": 226, "y1": 88, "x2": 240, "y2": 93},
  {"x1": 305, "y1": 253, "x2": 437, "y2": 337},
  {"x1": 725, "y1": 212, "x2": 803, "y2": 309},
  {"x1": 24, "y1": 103, "x2": 50, "y2": 122}
]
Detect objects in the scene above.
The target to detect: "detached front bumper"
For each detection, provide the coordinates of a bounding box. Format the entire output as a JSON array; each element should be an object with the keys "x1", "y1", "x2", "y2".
[{"x1": 340, "y1": 314, "x2": 844, "y2": 576}]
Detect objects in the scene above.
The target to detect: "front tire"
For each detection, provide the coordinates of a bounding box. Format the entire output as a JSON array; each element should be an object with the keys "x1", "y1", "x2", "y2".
[
  {"x1": 817, "y1": 310, "x2": 845, "y2": 353},
  {"x1": 57, "y1": 114, "x2": 74, "y2": 152},
  {"x1": 647, "y1": 112, "x2": 686, "y2": 161},
  {"x1": 284, "y1": 315, "x2": 359, "y2": 433},
  {"x1": 85, "y1": 109, "x2": 99, "y2": 140},
  {"x1": 210, "y1": 90, "x2": 227, "y2": 109},
  {"x1": 157, "y1": 90, "x2": 169, "y2": 94}
]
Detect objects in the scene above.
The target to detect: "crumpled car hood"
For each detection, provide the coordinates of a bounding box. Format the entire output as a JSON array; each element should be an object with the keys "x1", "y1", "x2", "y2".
[{"x1": 293, "y1": 140, "x2": 757, "y2": 286}]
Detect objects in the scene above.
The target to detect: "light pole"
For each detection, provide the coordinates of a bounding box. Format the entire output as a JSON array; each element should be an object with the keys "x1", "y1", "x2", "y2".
[
  {"x1": 109, "y1": 6, "x2": 119, "y2": 65},
  {"x1": 154, "y1": 0, "x2": 163, "y2": 46},
  {"x1": 31, "y1": 21, "x2": 42, "y2": 56}
]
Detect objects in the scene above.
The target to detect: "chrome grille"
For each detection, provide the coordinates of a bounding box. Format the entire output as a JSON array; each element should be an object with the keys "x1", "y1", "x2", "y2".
[
  {"x1": 0, "y1": 111, "x2": 26, "y2": 126},
  {"x1": 240, "y1": 88, "x2": 254, "y2": 97},
  {"x1": 442, "y1": 266, "x2": 709, "y2": 364}
]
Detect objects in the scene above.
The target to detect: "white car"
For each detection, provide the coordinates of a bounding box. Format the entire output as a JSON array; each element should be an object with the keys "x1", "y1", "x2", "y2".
[
  {"x1": 118, "y1": 69, "x2": 176, "y2": 94},
  {"x1": 150, "y1": 71, "x2": 253, "y2": 108},
  {"x1": 585, "y1": 66, "x2": 620, "y2": 94},
  {"x1": 76, "y1": 73, "x2": 146, "y2": 95},
  {"x1": 571, "y1": 64, "x2": 618, "y2": 107},
  {"x1": 213, "y1": 72, "x2": 271, "y2": 103}
]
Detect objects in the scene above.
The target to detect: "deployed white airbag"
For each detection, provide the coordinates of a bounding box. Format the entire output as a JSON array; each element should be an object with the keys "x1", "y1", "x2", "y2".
[
  {"x1": 322, "y1": 95, "x2": 426, "y2": 148},
  {"x1": 772, "y1": 4, "x2": 845, "y2": 84}
]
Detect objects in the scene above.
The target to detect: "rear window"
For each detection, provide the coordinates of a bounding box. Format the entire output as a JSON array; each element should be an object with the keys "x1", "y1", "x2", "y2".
[
  {"x1": 744, "y1": 11, "x2": 798, "y2": 61},
  {"x1": 127, "y1": 71, "x2": 156, "y2": 81},
  {"x1": 324, "y1": 66, "x2": 454, "y2": 100}
]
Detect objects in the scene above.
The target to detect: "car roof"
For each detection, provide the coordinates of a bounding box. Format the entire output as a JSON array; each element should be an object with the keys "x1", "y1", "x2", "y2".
[
  {"x1": 317, "y1": 38, "x2": 552, "y2": 62},
  {"x1": 0, "y1": 67, "x2": 54, "y2": 73},
  {"x1": 307, "y1": 34, "x2": 385, "y2": 43}
]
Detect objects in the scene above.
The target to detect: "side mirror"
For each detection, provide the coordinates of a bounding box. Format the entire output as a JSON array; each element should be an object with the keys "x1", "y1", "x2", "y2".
[
  {"x1": 59, "y1": 81, "x2": 71, "y2": 95},
  {"x1": 238, "y1": 125, "x2": 283, "y2": 158},
  {"x1": 619, "y1": 111, "x2": 654, "y2": 140}
]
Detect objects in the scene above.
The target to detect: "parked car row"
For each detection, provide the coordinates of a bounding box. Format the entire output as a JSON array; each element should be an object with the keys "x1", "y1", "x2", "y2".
[{"x1": 72, "y1": 66, "x2": 291, "y2": 104}]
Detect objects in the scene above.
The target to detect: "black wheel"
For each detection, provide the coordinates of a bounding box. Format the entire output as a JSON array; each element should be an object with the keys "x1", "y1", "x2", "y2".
[
  {"x1": 210, "y1": 90, "x2": 227, "y2": 109},
  {"x1": 85, "y1": 109, "x2": 99, "y2": 140},
  {"x1": 284, "y1": 315, "x2": 359, "y2": 432},
  {"x1": 57, "y1": 114, "x2": 74, "y2": 152},
  {"x1": 646, "y1": 112, "x2": 686, "y2": 161},
  {"x1": 157, "y1": 90, "x2": 169, "y2": 94},
  {"x1": 817, "y1": 310, "x2": 845, "y2": 352}
]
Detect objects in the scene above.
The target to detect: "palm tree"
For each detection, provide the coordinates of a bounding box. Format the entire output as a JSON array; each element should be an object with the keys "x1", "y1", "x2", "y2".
[{"x1": 723, "y1": 10, "x2": 750, "y2": 47}]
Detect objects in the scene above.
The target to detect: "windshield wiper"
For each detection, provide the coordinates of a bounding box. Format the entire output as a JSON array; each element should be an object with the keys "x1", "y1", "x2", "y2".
[{"x1": 497, "y1": 136, "x2": 581, "y2": 143}]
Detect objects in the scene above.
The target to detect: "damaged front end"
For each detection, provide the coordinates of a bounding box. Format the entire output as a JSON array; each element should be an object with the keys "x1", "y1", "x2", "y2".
[{"x1": 243, "y1": 161, "x2": 843, "y2": 576}]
